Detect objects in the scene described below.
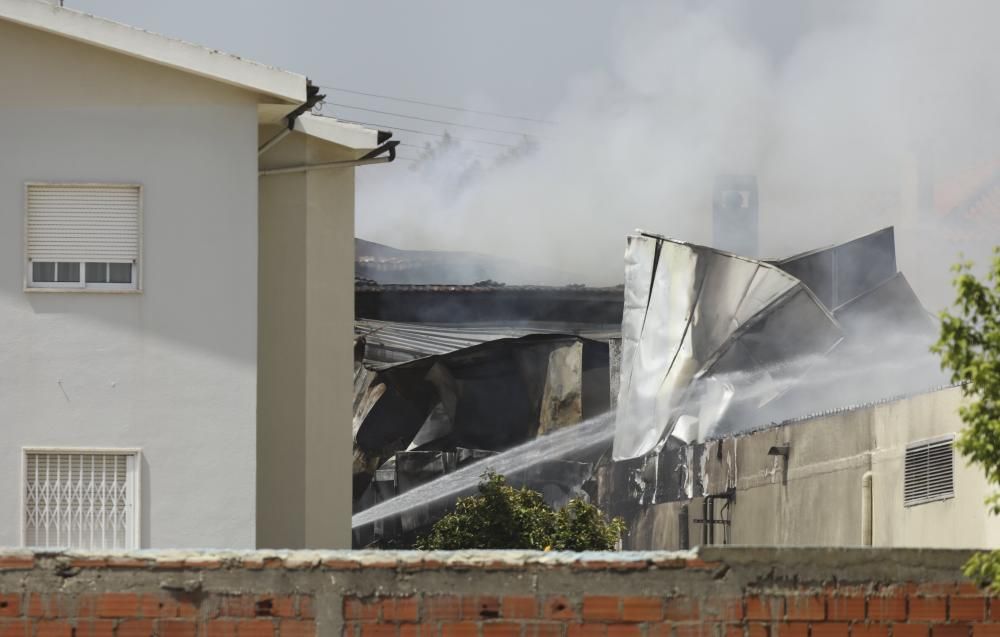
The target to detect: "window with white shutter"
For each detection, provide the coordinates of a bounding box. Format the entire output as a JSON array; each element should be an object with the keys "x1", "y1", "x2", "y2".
[
  {"x1": 22, "y1": 450, "x2": 140, "y2": 550},
  {"x1": 904, "y1": 435, "x2": 955, "y2": 507},
  {"x1": 25, "y1": 184, "x2": 141, "y2": 291}
]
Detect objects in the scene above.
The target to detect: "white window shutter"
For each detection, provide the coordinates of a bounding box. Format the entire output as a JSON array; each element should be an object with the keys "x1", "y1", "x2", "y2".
[
  {"x1": 23, "y1": 451, "x2": 138, "y2": 550},
  {"x1": 26, "y1": 185, "x2": 140, "y2": 262}
]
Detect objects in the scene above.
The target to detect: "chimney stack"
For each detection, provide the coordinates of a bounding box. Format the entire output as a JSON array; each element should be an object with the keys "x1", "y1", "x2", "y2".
[{"x1": 712, "y1": 175, "x2": 758, "y2": 256}]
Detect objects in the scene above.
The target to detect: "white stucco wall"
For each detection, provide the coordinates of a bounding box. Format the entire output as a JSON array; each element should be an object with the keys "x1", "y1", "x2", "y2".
[{"x1": 0, "y1": 20, "x2": 260, "y2": 548}]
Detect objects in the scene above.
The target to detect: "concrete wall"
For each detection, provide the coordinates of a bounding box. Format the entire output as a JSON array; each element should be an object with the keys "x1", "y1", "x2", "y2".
[
  {"x1": 0, "y1": 21, "x2": 260, "y2": 548},
  {"x1": 258, "y1": 128, "x2": 356, "y2": 549},
  {"x1": 0, "y1": 547, "x2": 995, "y2": 637},
  {"x1": 627, "y1": 387, "x2": 1000, "y2": 550}
]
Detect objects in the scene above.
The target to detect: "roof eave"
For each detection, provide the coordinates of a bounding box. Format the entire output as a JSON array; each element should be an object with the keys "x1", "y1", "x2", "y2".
[
  {"x1": 293, "y1": 113, "x2": 381, "y2": 151},
  {"x1": 0, "y1": 0, "x2": 306, "y2": 104}
]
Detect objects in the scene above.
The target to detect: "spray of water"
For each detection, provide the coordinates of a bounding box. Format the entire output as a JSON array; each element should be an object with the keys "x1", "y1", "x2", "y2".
[{"x1": 351, "y1": 412, "x2": 615, "y2": 529}]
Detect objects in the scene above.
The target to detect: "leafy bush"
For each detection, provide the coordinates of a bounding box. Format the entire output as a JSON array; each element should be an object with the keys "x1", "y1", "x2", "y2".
[
  {"x1": 933, "y1": 248, "x2": 1000, "y2": 590},
  {"x1": 414, "y1": 472, "x2": 625, "y2": 550}
]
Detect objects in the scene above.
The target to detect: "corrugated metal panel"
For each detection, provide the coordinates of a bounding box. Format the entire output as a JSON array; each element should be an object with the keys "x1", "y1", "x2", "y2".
[
  {"x1": 904, "y1": 436, "x2": 954, "y2": 506},
  {"x1": 24, "y1": 451, "x2": 136, "y2": 550},
  {"x1": 356, "y1": 319, "x2": 619, "y2": 366},
  {"x1": 27, "y1": 185, "x2": 140, "y2": 262}
]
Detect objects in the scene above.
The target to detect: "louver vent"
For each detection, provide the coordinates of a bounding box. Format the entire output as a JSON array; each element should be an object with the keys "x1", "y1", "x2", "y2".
[
  {"x1": 904, "y1": 436, "x2": 954, "y2": 507},
  {"x1": 23, "y1": 451, "x2": 138, "y2": 550}
]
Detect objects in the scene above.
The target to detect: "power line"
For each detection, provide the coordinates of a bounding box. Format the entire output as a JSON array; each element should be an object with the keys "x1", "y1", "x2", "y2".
[
  {"x1": 323, "y1": 101, "x2": 543, "y2": 138},
  {"x1": 399, "y1": 142, "x2": 491, "y2": 160},
  {"x1": 332, "y1": 115, "x2": 520, "y2": 148},
  {"x1": 318, "y1": 84, "x2": 556, "y2": 125}
]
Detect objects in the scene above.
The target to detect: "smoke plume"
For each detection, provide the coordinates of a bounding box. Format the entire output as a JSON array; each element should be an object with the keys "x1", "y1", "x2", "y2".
[{"x1": 356, "y1": 0, "x2": 1000, "y2": 310}]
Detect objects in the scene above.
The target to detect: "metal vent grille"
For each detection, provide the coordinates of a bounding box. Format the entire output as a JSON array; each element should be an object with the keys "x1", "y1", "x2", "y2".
[
  {"x1": 904, "y1": 436, "x2": 954, "y2": 507},
  {"x1": 23, "y1": 451, "x2": 137, "y2": 550},
  {"x1": 26, "y1": 184, "x2": 140, "y2": 262}
]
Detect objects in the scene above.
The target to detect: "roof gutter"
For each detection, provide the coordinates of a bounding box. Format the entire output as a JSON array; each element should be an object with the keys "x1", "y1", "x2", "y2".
[
  {"x1": 257, "y1": 82, "x2": 324, "y2": 156},
  {"x1": 258, "y1": 140, "x2": 399, "y2": 176}
]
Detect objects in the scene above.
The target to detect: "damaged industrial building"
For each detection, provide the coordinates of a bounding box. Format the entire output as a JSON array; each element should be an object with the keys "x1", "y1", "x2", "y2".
[{"x1": 351, "y1": 225, "x2": 998, "y2": 549}]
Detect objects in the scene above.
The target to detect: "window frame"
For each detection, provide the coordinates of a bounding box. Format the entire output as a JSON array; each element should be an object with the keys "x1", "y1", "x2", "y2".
[
  {"x1": 23, "y1": 182, "x2": 144, "y2": 294},
  {"x1": 20, "y1": 447, "x2": 142, "y2": 550}
]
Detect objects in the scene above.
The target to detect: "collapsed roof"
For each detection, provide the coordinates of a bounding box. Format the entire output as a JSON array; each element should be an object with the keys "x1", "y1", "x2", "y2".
[{"x1": 613, "y1": 226, "x2": 944, "y2": 460}]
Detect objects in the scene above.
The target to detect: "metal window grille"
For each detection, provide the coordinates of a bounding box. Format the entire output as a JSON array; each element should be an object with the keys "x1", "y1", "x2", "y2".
[
  {"x1": 23, "y1": 451, "x2": 138, "y2": 550},
  {"x1": 904, "y1": 436, "x2": 954, "y2": 507}
]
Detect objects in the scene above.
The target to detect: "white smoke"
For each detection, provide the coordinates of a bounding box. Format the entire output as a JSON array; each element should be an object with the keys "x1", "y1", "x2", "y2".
[{"x1": 356, "y1": 0, "x2": 1000, "y2": 309}]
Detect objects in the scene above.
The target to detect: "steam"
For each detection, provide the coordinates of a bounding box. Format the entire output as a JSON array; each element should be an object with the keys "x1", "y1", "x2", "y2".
[{"x1": 356, "y1": 0, "x2": 1000, "y2": 309}]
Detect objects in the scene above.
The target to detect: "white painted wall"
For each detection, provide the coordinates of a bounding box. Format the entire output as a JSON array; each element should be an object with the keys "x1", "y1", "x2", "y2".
[{"x1": 0, "y1": 19, "x2": 260, "y2": 548}]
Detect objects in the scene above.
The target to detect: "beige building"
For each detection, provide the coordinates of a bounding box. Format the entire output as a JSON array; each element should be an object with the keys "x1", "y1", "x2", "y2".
[
  {"x1": 0, "y1": 0, "x2": 394, "y2": 549},
  {"x1": 618, "y1": 385, "x2": 1000, "y2": 550}
]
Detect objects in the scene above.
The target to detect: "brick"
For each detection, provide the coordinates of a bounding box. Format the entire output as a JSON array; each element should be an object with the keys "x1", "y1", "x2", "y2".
[
  {"x1": 992, "y1": 601, "x2": 1000, "y2": 623},
  {"x1": 219, "y1": 597, "x2": 257, "y2": 619},
  {"x1": 281, "y1": 621, "x2": 318, "y2": 637},
  {"x1": 621, "y1": 597, "x2": 662, "y2": 622},
  {"x1": 813, "y1": 624, "x2": 850, "y2": 637},
  {"x1": 26, "y1": 594, "x2": 54, "y2": 618},
  {"x1": 398, "y1": 626, "x2": 425, "y2": 637},
  {"x1": 504, "y1": 597, "x2": 540, "y2": 620},
  {"x1": 344, "y1": 598, "x2": 380, "y2": 621},
  {"x1": 115, "y1": 619, "x2": 156, "y2": 637},
  {"x1": 931, "y1": 626, "x2": 970, "y2": 637},
  {"x1": 299, "y1": 597, "x2": 316, "y2": 621},
  {"x1": 0, "y1": 596, "x2": 17, "y2": 619},
  {"x1": 0, "y1": 558, "x2": 33, "y2": 570},
  {"x1": 97, "y1": 594, "x2": 144, "y2": 618},
  {"x1": 675, "y1": 625, "x2": 718, "y2": 637},
  {"x1": 973, "y1": 627, "x2": 1000, "y2": 637},
  {"x1": 205, "y1": 620, "x2": 239, "y2": 637},
  {"x1": 160, "y1": 594, "x2": 199, "y2": 619},
  {"x1": 545, "y1": 597, "x2": 576, "y2": 621},
  {"x1": 908, "y1": 599, "x2": 947, "y2": 622},
  {"x1": 465, "y1": 597, "x2": 501, "y2": 620},
  {"x1": 158, "y1": 620, "x2": 197, "y2": 637},
  {"x1": 582, "y1": 597, "x2": 620, "y2": 622},
  {"x1": 829, "y1": 597, "x2": 866, "y2": 621},
  {"x1": 606, "y1": 625, "x2": 641, "y2": 637},
  {"x1": 255, "y1": 597, "x2": 297, "y2": 619},
  {"x1": 237, "y1": 619, "x2": 277, "y2": 637},
  {"x1": 567, "y1": 624, "x2": 606, "y2": 637},
  {"x1": 382, "y1": 598, "x2": 419, "y2": 623},
  {"x1": 868, "y1": 596, "x2": 907, "y2": 621},
  {"x1": 774, "y1": 623, "x2": 809, "y2": 637},
  {"x1": 894, "y1": 625, "x2": 930, "y2": 637},
  {"x1": 483, "y1": 623, "x2": 522, "y2": 637},
  {"x1": 726, "y1": 627, "x2": 745, "y2": 637},
  {"x1": 74, "y1": 620, "x2": 115, "y2": 637},
  {"x1": 852, "y1": 626, "x2": 889, "y2": 637},
  {"x1": 426, "y1": 597, "x2": 464, "y2": 621},
  {"x1": 360, "y1": 626, "x2": 398, "y2": 637},
  {"x1": 746, "y1": 596, "x2": 784, "y2": 621},
  {"x1": 525, "y1": 624, "x2": 564, "y2": 637},
  {"x1": 665, "y1": 597, "x2": 700, "y2": 622},
  {"x1": 702, "y1": 598, "x2": 744, "y2": 622},
  {"x1": 747, "y1": 623, "x2": 770, "y2": 637},
  {"x1": 949, "y1": 597, "x2": 985, "y2": 622},
  {"x1": 786, "y1": 595, "x2": 825, "y2": 621},
  {"x1": 0, "y1": 621, "x2": 29, "y2": 637},
  {"x1": 36, "y1": 621, "x2": 72, "y2": 637},
  {"x1": 441, "y1": 622, "x2": 480, "y2": 637}
]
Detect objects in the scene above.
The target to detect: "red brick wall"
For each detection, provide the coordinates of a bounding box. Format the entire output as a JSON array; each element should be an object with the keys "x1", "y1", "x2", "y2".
[{"x1": 0, "y1": 549, "x2": 995, "y2": 637}]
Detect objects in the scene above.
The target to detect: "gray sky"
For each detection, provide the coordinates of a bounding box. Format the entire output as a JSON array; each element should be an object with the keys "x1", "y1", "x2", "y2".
[{"x1": 67, "y1": 1, "x2": 619, "y2": 130}]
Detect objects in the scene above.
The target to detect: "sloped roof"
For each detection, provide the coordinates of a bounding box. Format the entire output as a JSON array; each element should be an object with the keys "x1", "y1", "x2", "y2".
[{"x1": 0, "y1": 0, "x2": 305, "y2": 104}]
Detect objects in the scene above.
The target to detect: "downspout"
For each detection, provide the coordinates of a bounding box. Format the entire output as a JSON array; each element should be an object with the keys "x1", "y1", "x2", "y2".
[
  {"x1": 258, "y1": 83, "x2": 325, "y2": 157},
  {"x1": 258, "y1": 140, "x2": 399, "y2": 176},
  {"x1": 861, "y1": 471, "x2": 873, "y2": 546}
]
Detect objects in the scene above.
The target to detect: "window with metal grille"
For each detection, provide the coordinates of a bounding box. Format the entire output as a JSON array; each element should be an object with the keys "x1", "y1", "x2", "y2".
[
  {"x1": 25, "y1": 183, "x2": 141, "y2": 291},
  {"x1": 23, "y1": 450, "x2": 140, "y2": 550},
  {"x1": 904, "y1": 436, "x2": 954, "y2": 507}
]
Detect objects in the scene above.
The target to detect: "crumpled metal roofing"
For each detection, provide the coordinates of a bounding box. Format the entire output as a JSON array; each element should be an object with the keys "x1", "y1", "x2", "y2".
[
  {"x1": 613, "y1": 232, "x2": 842, "y2": 460},
  {"x1": 356, "y1": 319, "x2": 620, "y2": 367}
]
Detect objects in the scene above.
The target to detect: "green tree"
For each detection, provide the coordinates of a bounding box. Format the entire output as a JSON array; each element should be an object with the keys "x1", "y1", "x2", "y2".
[
  {"x1": 414, "y1": 472, "x2": 625, "y2": 551},
  {"x1": 932, "y1": 247, "x2": 1000, "y2": 589}
]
